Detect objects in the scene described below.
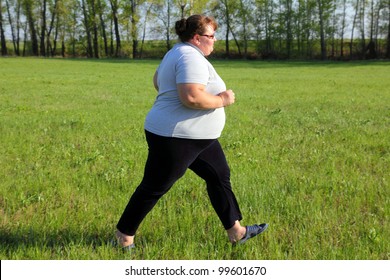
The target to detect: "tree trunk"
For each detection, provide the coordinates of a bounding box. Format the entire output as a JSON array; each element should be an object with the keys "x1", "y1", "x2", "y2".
[
  {"x1": 71, "y1": 8, "x2": 77, "y2": 56},
  {"x1": 0, "y1": 4, "x2": 7, "y2": 55},
  {"x1": 51, "y1": 16, "x2": 58, "y2": 56},
  {"x1": 340, "y1": 0, "x2": 346, "y2": 58},
  {"x1": 230, "y1": 28, "x2": 242, "y2": 56},
  {"x1": 350, "y1": 0, "x2": 359, "y2": 59},
  {"x1": 164, "y1": 0, "x2": 171, "y2": 51},
  {"x1": 46, "y1": 0, "x2": 58, "y2": 56},
  {"x1": 22, "y1": 20, "x2": 27, "y2": 56},
  {"x1": 40, "y1": 0, "x2": 46, "y2": 56},
  {"x1": 90, "y1": 0, "x2": 99, "y2": 58},
  {"x1": 110, "y1": 0, "x2": 121, "y2": 57},
  {"x1": 225, "y1": 19, "x2": 230, "y2": 57},
  {"x1": 360, "y1": 0, "x2": 366, "y2": 58},
  {"x1": 265, "y1": 0, "x2": 273, "y2": 57},
  {"x1": 110, "y1": 18, "x2": 114, "y2": 56},
  {"x1": 285, "y1": 0, "x2": 293, "y2": 59},
  {"x1": 317, "y1": 0, "x2": 327, "y2": 60},
  {"x1": 130, "y1": 0, "x2": 139, "y2": 59},
  {"x1": 61, "y1": 39, "x2": 65, "y2": 57},
  {"x1": 221, "y1": 0, "x2": 230, "y2": 57},
  {"x1": 16, "y1": 0, "x2": 21, "y2": 55},
  {"x1": 386, "y1": 0, "x2": 390, "y2": 58},
  {"x1": 179, "y1": 1, "x2": 185, "y2": 18},
  {"x1": 366, "y1": 0, "x2": 376, "y2": 59},
  {"x1": 239, "y1": 0, "x2": 248, "y2": 58},
  {"x1": 24, "y1": 0, "x2": 39, "y2": 56},
  {"x1": 140, "y1": 3, "x2": 153, "y2": 58},
  {"x1": 97, "y1": 0, "x2": 108, "y2": 57},
  {"x1": 81, "y1": 0, "x2": 93, "y2": 57},
  {"x1": 5, "y1": 0, "x2": 19, "y2": 55},
  {"x1": 330, "y1": 0, "x2": 336, "y2": 59}
]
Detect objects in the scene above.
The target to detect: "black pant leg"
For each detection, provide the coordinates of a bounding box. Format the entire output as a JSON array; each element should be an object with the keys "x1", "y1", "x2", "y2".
[
  {"x1": 116, "y1": 131, "x2": 214, "y2": 235},
  {"x1": 189, "y1": 140, "x2": 242, "y2": 230}
]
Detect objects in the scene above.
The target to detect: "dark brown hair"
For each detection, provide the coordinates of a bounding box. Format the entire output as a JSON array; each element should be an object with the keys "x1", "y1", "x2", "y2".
[{"x1": 175, "y1": 15, "x2": 218, "y2": 42}]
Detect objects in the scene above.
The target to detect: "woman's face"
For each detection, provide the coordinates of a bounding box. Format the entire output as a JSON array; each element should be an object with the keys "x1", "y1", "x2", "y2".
[{"x1": 196, "y1": 25, "x2": 217, "y2": 56}]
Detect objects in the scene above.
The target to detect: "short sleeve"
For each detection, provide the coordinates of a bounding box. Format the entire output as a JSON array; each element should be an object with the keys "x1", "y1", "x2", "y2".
[{"x1": 176, "y1": 53, "x2": 209, "y2": 85}]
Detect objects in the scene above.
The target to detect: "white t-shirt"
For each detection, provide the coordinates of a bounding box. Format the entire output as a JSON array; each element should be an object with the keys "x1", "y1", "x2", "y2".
[{"x1": 144, "y1": 43, "x2": 226, "y2": 139}]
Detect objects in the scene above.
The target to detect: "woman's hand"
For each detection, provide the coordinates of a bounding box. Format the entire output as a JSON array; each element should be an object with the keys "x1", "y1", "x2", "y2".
[{"x1": 218, "y1": 89, "x2": 235, "y2": 107}]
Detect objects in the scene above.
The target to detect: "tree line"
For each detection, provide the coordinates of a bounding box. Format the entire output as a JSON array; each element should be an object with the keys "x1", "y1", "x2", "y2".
[{"x1": 0, "y1": 0, "x2": 389, "y2": 60}]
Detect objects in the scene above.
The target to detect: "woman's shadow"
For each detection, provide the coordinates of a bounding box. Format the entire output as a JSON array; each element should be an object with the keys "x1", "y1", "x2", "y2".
[{"x1": 0, "y1": 228, "x2": 111, "y2": 259}]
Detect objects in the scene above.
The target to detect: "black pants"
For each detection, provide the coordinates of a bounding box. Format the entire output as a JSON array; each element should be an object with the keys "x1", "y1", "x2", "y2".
[{"x1": 116, "y1": 130, "x2": 242, "y2": 236}]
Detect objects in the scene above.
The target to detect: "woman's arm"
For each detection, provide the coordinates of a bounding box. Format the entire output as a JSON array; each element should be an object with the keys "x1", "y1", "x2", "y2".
[
  {"x1": 153, "y1": 71, "x2": 159, "y2": 91},
  {"x1": 177, "y1": 83, "x2": 235, "y2": 110}
]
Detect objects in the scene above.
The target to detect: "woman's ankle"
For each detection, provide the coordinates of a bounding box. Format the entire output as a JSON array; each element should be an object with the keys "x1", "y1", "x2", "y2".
[
  {"x1": 115, "y1": 230, "x2": 134, "y2": 247},
  {"x1": 226, "y1": 221, "x2": 246, "y2": 244}
]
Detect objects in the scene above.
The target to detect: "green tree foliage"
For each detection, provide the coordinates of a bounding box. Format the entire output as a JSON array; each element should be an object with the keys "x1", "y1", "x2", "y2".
[{"x1": 0, "y1": 0, "x2": 389, "y2": 59}]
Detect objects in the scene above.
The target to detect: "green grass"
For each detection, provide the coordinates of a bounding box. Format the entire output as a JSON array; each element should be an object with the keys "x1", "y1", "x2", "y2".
[{"x1": 0, "y1": 58, "x2": 389, "y2": 260}]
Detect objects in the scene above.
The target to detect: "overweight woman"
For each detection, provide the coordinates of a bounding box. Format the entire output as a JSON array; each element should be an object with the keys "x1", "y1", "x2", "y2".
[{"x1": 115, "y1": 14, "x2": 268, "y2": 250}]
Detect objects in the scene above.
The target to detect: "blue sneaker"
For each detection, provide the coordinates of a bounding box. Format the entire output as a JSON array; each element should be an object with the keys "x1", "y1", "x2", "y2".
[{"x1": 239, "y1": 223, "x2": 268, "y2": 244}]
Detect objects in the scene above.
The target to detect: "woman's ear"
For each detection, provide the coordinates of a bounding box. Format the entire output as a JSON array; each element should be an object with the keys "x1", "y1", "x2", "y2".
[{"x1": 194, "y1": 34, "x2": 201, "y2": 45}]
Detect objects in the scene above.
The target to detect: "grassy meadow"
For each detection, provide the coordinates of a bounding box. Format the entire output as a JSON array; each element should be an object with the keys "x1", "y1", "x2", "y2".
[{"x1": 0, "y1": 57, "x2": 389, "y2": 260}]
